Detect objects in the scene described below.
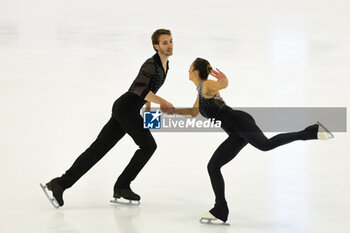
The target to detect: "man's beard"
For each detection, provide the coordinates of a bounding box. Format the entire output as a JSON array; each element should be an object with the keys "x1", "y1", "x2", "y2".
[{"x1": 159, "y1": 48, "x2": 173, "y2": 56}]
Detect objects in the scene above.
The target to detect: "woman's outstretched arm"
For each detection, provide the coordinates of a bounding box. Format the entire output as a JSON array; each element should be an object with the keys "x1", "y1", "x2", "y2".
[{"x1": 172, "y1": 95, "x2": 199, "y2": 117}]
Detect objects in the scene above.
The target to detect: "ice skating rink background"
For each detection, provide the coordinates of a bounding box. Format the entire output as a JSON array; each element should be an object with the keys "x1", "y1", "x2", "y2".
[{"x1": 1, "y1": 0, "x2": 350, "y2": 232}]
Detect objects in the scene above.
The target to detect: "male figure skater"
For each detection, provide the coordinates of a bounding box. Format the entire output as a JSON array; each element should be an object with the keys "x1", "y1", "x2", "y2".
[{"x1": 40, "y1": 29, "x2": 175, "y2": 208}]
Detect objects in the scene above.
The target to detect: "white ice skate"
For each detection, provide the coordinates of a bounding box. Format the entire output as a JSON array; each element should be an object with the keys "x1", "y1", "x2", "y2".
[
  {"x1": 110, "y1": 197, "x2": 140, "y2": 206},
  {"x1": 40, "y1": 183, "x2": 60, "y2": 209},
  {"x1": 199, "y1": 212, "x2": 230, "y2": 226},
  {"x1": 317, "y1": 121, "x2": 334, "y2": 140}
]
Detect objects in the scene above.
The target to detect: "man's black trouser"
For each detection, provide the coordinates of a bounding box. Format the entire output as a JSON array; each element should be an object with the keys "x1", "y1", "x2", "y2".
[{"x1": 56, "y1": 92, "x2": 156, "y2": 191}]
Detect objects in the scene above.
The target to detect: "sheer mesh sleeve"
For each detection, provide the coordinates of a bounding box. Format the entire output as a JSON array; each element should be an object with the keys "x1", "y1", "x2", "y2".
[{"x1": 128, "y1": 61, "x2": 156, "y2": 99}]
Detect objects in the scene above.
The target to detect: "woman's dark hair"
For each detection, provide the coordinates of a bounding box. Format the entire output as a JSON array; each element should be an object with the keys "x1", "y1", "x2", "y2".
[{"x1": 193, "y1": 58, "x2": 212, "y2": 80}]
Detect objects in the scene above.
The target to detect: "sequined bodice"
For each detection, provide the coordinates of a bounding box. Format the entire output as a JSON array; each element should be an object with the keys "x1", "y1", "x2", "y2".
[{"x1": 197, "y1": 81, "x2": 225, "y2": 119}]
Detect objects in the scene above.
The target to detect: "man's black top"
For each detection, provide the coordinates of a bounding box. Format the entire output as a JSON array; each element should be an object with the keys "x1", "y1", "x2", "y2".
[{"x1": 128, "y1": 53, "x2": 169, "y2": 100}]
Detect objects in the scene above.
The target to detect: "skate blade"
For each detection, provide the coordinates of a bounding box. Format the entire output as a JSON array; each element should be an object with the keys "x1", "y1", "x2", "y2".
[
  {"x1": 40, "y1": 183, "x2": 60, "y2": 209},
  {"x1": 317, "y1": 121, "x2": 334, "y2": 138},
  {"x1": 199, "y1": 217, "x2": 230, "y2": 226},
  {"x1": 110, "y1": 198, "x2": 140, "y2": 206}
]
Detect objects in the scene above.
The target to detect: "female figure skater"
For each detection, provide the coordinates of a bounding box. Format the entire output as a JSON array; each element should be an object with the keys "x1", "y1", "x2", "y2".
[
  {"x1": 40, "y1": 29, "x2": 175, "y2": 208},
  {"x1": 171, "y1": 58, "x2": 333, "y2": 224}
]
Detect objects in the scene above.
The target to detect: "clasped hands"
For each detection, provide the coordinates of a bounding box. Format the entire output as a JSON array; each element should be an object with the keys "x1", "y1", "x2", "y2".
[{"x1": 160, "y1": 101, "x2": 175, "y2": 114}]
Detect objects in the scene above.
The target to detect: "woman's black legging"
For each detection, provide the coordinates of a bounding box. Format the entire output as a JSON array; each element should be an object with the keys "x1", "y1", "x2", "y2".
[
  {"x1": 56, "y1": 92, "x2": 156, "y2": 192},
  {"x1": 207, "y1": 106, "x2": 318, "y2": 222}
]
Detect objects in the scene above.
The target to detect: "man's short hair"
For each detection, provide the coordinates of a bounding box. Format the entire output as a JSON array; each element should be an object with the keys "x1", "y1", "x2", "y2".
[{"x1": 151, "y1": 29, "x2": 172, "y2": 51}]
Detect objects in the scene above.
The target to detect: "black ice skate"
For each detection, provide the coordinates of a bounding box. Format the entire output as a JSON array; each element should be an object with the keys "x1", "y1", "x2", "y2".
[
  {"x1": 199, "y1": 211, "x2": 230, "y2": 226},
  {"x1": 40, "y1": 178, "x2": 64, "y2": 208},
  {"x1": 110, "y1": 188, "x2": 140, "y2": 206}
]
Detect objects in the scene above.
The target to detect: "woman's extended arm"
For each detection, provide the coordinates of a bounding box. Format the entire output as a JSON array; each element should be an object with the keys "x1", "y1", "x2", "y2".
[{"x1": 172, "y1": 95, "x2": 199, "y2": 117}]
